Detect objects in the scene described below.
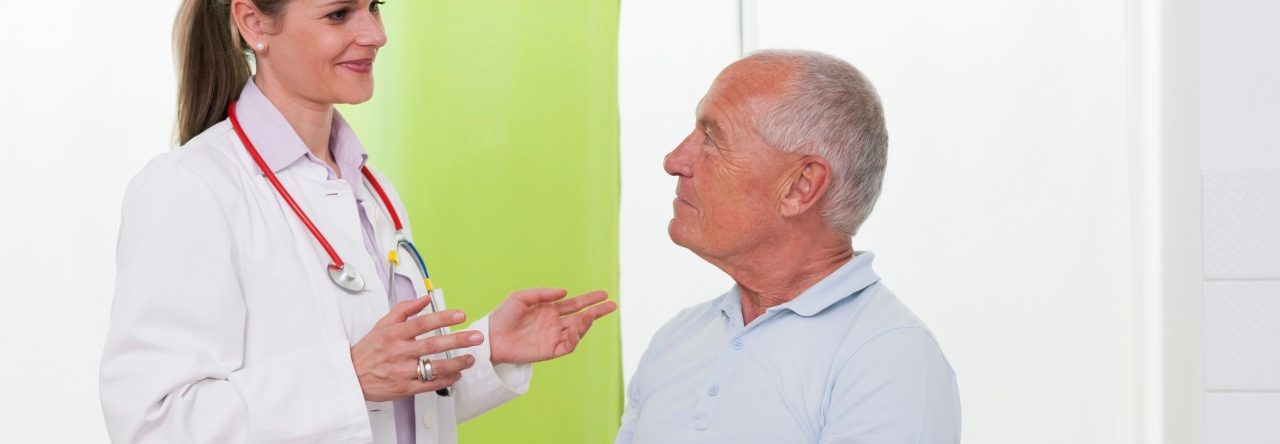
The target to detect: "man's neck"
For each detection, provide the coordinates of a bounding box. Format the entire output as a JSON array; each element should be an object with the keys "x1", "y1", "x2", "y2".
[
  {"x1": 254, "y1": 74, "x2": 339, "y2": 175},
  {"x1": 717, "y1": 230, "x2": 854, "y2": 325}
]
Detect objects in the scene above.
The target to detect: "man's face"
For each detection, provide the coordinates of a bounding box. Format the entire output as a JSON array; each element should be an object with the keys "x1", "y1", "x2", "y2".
[{"x1": 664, "y1": 62, "x2": 798, "y2": 261}]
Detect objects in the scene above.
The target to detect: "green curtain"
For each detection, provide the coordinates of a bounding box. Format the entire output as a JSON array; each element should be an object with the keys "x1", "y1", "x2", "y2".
[{"x1": 341, "y1": 1, "x2": 621, "y2": 442}]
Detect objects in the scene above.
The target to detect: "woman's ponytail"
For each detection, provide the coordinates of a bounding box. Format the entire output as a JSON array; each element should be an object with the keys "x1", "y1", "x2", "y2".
[{"x1": 174, "y1": 0, "x2": 251, "y2": 145}]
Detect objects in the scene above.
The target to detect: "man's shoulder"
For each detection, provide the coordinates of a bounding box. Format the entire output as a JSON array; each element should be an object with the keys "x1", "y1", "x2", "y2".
[
  {"x1": 837, "y1": 283, "x2": 929, "y2": 334},
  {"x1": 827, "y1": 283, "x2": 952, "y2": 370},
  {"x1": 647, "y1": 295, "x2": 726, "y2": 341}
]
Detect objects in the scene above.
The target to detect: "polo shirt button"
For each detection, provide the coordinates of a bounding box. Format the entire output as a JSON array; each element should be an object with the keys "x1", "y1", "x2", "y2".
[
  {"x1": 707, "y1": 385, "x2": 719, "y2": 397},
  {"x1": 423, "y1": 413, "x2": 434, "y2": 429},
  {"x1": 732, "y1": 339, "x2": 744, "y2": 350}
]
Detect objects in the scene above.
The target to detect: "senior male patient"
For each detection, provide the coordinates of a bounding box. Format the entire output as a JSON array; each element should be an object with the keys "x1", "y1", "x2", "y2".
[{"x1": 616, "y1": 50, "x2": 960, "y2": 444}]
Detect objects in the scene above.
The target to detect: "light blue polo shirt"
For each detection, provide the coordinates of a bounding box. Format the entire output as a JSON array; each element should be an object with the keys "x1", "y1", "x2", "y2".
[{"x1": 616, "y1": 252, "x2": 960, "y2": 443}]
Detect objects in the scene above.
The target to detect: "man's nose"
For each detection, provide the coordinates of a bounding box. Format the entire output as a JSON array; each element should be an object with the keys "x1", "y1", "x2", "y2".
[{"x1": 664, "y1": 133, "x2": 695, "y2": 177}]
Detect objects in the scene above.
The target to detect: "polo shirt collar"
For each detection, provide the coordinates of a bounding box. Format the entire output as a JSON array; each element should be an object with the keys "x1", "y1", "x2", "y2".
[{"x1": 718, "y1": 251, "x2": 881, "y2": 319}]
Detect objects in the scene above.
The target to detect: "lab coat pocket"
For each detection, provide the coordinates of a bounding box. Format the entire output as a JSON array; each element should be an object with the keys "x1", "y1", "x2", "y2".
[{"x1": 366, "y1": 400, "x2": 396, "y2": 443}]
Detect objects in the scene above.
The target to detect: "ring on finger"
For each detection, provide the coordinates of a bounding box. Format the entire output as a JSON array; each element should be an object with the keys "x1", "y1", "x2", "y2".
[{"x1": 417, "y1": 357, "x2": 436, "y2": 382}]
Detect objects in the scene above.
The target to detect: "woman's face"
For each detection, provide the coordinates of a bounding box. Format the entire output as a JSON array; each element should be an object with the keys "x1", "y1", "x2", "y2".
[{"x1": 251, "y1": 0, "x2": 388, "y2": 106}]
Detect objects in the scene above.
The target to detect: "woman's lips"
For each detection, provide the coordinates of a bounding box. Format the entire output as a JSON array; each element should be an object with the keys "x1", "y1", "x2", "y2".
[{"x1": 339, "y1": 59, "x2": 374, "y2": 74}]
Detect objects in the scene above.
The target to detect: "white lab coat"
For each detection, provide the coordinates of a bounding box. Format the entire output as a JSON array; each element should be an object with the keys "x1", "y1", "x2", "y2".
[{"x1": 101, "y1": 120, "x2": 530, "y2": 443}]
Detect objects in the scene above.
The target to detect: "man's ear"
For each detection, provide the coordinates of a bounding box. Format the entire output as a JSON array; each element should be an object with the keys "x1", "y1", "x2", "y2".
[{"x1": 779, "y1": 156, "x2": 832, "y2": 218}]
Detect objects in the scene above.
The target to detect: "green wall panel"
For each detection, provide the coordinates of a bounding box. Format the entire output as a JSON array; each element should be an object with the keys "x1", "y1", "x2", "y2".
[{"x1": 341, "y1": 1, "x2": 621, "y2": 442}]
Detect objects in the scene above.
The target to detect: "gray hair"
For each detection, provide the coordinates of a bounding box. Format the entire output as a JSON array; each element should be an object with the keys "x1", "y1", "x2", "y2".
[{"x1": 748, "y1": 49, "x2": 888, "y2": 236}]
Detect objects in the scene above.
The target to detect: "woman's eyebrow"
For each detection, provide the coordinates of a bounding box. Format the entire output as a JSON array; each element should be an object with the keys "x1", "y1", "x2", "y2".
[{"x1": 318, "y1": 0, "x2": 358, "y2": 7}]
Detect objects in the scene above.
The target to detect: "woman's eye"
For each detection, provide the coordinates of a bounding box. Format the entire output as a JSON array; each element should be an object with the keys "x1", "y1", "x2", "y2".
[
  {"x1": 326, "y1": 8, "x2": 349, "y2": 22},
  {"x1": 371, "y1": 0, "x2": 385, "y2": 13}
]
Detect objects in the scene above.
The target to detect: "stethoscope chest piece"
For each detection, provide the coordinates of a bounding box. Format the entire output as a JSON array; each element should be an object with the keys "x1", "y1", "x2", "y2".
[{"x1": 328, "y1": 264, "x2": 366, "y2": 294}]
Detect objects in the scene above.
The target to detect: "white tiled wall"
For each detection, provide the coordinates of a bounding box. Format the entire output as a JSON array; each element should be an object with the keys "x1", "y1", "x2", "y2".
[
  {"x1": 1204, "y1": 281, "x2": 1280, "y2": 390},
  {"x1": 1200, "y1": 0, "x2": 1280, "y2": 171},
  {"x1": 1203, "y1": 173, "x2": 1280, "y2": 281},
  {"x1": 1201, "y1": 0, "x2": 1280, "y2": 441},
  {"x1": 1205, "y1": 393, "x2": 1280, "y2": 444}
]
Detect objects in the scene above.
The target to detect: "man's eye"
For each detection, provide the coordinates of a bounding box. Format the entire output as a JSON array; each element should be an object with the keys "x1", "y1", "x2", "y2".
[
  {"x1": 702, "y1": 131, "x2": 715, "y2": 146},
  {"x1": 326, "y1": 9, "x2": 349, "y2": 22},
  {"x1": 371, "y1": 0, "x2": 385, "y2": 13}
]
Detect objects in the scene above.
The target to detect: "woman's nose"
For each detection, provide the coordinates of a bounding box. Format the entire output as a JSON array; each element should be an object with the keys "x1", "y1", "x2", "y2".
[{"x1": 356, "y1": 15, "x2": 388, "y2": 48}]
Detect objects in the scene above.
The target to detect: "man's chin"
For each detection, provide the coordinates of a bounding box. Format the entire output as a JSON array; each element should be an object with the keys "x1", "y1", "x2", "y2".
[{"x1": 668, "y1": 219, "x2": 691, "y2": 249}]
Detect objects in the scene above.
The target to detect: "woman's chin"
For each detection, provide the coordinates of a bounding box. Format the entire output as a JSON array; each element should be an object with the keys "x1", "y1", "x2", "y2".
[{"x1": 336, "y1": 87, "x2": 375, "y2": 105}]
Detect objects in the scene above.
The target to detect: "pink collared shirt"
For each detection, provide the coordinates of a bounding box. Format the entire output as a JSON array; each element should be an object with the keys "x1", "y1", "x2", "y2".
[{"x1": 236, "y1": 78, "x2": 420, "y2": 444}]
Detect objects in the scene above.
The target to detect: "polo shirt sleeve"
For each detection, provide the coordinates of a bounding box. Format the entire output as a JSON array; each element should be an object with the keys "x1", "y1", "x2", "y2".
[{"x1": 615, "y1": 310, "x2": 688, "y2": 444}]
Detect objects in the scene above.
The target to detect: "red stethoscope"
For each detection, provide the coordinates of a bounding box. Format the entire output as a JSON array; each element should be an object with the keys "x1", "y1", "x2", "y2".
[
  {"x1": 230, "y1": 100, "x2": 453, "y2": 394},
  {"x1": 227, "y1": 100, "x2": 437, "y2": 296}
]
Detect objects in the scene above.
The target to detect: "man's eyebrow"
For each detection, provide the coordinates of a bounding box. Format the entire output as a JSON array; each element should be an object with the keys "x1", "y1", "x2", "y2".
[
  {"x1": 697, "y1": 117, "x2": 723, "y2": 138},
  {"x1": 318, "y1": 0, "x2": 358, "y2": 7}
]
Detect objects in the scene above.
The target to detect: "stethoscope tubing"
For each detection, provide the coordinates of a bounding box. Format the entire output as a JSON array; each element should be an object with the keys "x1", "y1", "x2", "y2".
[
  {"x1": 229, "y1": 101, "x2": 348, "y2": 271},
  {"x1": 229, "y1": 100, "x2": 454, "y2": 395}
]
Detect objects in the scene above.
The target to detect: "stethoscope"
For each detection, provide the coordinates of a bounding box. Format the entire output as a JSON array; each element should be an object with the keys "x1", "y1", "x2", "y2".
[{"x1": 229, "y1": 101, "x2": 453, "y2": 395}]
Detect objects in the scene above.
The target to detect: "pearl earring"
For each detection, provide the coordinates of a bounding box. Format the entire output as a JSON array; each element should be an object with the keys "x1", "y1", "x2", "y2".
[{"x1": 255, "y1": 42, "x2": 266, "y2": 51}]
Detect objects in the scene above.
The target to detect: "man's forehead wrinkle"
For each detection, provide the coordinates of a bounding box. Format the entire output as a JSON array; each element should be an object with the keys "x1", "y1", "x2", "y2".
[
  {"x1": 697, "y1": 88, "x2": 734, "y2": 130},
  {"x1": 701, "y1": 82, "x2": 783, "y2": 141}
]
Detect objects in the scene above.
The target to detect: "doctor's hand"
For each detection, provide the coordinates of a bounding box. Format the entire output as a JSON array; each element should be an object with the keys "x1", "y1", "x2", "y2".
[
  {"x1": 350, "y1": 296, "x2": 483, "y2": 402},
  {"x1": 487, "y1": 288, "x2": 618, "y2": 365}
]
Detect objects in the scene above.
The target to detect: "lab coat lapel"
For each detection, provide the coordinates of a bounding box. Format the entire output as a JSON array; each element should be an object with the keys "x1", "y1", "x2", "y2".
[
  {"x1": 361, "y1": 182, "x2": 430, "y2": 301},
  {"x1": 278, "y1": 163, "x2": 388, "y2": 341}
]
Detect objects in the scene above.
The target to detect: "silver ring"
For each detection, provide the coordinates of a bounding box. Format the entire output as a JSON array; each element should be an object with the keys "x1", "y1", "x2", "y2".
[{"x1": 417, "y1": 357, "x2": 436, "y2": 382}]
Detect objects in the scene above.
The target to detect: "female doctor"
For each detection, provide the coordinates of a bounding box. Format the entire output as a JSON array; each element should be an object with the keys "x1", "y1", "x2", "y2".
[{"x1": 99, "y1": 0, "x2": 617, "y2": 443}]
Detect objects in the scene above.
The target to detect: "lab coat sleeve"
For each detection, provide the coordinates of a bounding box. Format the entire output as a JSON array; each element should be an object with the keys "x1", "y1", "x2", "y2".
[
  {"x1": 818, "y1": 327, "x2": 961, "y2": 444},
  {"x1": 100, "y1": 157, "x2": 372, "y2": 444},
  {"x1": 452, "y1": 314, "x2": 533, "y2": 422}
]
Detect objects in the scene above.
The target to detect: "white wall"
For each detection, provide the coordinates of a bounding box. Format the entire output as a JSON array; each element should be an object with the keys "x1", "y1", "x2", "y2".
[
  {"x1": 1200, "y1": 0, "x2": 1280, "y2": 442},
  {"x1": 620, "y1": 1, "x2": 1151, "y2": 442},
  {"x1": 617, "y1": 0, "x2": 742, "y2": 385},
  {"x1": 0, "y1": 1, "x2": 181, "y2": 442}
]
